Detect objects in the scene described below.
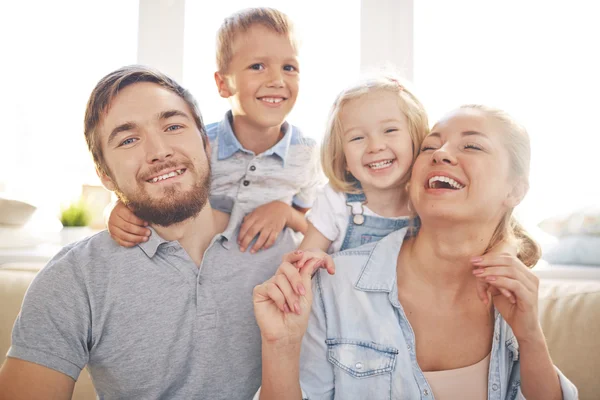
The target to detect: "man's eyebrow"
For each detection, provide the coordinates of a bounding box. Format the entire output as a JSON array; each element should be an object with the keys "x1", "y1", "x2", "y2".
[
  {"x1": 158, "y1": 109, "x2": 190, "y2": 121},
  {"x1": 108, "y1": 122, "x2": 136, "y2": 146}
]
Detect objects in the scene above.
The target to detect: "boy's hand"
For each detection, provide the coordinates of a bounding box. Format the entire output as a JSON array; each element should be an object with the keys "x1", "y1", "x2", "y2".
[
  {"x1": 107, "y1": 201, "x2": 150, "y2": 247},
  {"x1": 238, "y1": 201, "x2": 292, "y2": 254}
]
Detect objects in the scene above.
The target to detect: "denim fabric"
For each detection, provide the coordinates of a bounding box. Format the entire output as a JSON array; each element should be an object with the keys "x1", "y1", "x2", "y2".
[
  {"x1": 340, "y1": 192, "x2": 412, "y2": 251},
  {"x1": 299, "y1": 228, "x2": 578, "y2": 400}
]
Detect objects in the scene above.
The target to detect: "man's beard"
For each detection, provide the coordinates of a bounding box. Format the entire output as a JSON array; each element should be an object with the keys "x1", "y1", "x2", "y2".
[{"x1": 114, "y1": 162, "x2": 211, "y2": 227}]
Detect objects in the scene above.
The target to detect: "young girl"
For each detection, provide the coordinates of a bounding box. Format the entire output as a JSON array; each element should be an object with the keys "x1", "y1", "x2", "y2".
[
  {"x1": 107, "y1": 75, "x2": 429, "y2": 254},
  {"x1": 299, "y1": 74, "x2": 429, "y2": 254}
]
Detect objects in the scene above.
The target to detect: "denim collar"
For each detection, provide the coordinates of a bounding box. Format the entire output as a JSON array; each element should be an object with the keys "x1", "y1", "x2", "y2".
[
  {"x1": 354, "y1": 227, "x2": 409, "y2": 292},
  {"x1": 216, "y1": 111, "x2": 293, "y2": 165}
]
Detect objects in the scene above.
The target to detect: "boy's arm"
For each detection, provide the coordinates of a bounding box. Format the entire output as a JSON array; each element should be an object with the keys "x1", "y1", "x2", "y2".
[
  {"x1": 104, "y1": 200, "x2": 150, "y2": 247},
  {"x1": 0, "y1": 358, "x2": 75, "y2": 400}
]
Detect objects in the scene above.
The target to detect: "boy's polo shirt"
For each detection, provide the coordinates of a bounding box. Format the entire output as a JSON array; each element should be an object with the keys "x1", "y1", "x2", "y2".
[
  {"x1": 8, "y1": 221, "x2": 300, "y2": 399},
  {"x1": 206, "y1": 111, "x2": 324, "y2": 215}
]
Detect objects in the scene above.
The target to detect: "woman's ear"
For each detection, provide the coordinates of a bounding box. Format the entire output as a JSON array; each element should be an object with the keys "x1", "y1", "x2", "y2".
[{"x1": 505, "y1": 180, "x2": 528, "y2": 208}]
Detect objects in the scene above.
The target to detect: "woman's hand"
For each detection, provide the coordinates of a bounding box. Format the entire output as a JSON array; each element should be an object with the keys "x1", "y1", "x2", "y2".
[
  {"x1": 472, "y1": 253, "x2": 543, "y2": 342},
  {"x1": 253, "y1": 252, "x2": 325, "y2": 346},
  {"x1": 285, "y1": 249, "x2": 336, "y2": 276}
]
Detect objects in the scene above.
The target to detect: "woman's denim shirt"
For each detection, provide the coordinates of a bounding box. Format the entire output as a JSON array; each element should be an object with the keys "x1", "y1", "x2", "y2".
[{"x1": 299, "y1": 228, "x2": 578, "y2": 400}]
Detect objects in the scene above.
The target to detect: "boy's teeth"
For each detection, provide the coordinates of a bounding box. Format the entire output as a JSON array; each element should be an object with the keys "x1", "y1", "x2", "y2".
[
  {"x1": 368, "y1": 160, "x2": 393, "y2": 170},
  {"x1": 428, "y1": 175, "x2": 465, "y2": 189},
  {"x1": 261, "y1": 97, "x2": 283, "y2": 103},
  {"x1": 150, "y1": 169, "x2": 184, "y2": 183}
]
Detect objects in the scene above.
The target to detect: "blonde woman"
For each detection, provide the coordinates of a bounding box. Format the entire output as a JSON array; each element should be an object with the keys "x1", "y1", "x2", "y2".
[{"x1": 253, "y1": 105, "x2": 578, "y2": 399}]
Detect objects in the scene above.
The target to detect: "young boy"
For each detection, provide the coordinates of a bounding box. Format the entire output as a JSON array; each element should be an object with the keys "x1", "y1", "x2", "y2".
[{"x1": 107, "y1": 7, "x2": 324, "y2": 253}]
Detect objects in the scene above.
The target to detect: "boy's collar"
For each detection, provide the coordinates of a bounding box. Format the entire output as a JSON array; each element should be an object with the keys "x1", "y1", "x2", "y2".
[{"x1": 216, "y1": 111, "x2": 294, "y2": 165}]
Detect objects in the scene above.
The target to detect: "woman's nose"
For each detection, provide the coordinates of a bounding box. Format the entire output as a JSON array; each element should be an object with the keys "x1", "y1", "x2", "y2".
[{"x1": 432, "y1": 146, "x2": 457, "y2": 165}]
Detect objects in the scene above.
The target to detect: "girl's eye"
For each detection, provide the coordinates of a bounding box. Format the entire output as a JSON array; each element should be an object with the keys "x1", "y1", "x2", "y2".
[
  {"x1": 166, "y1": 125, "x2": 183, "y2": 132},
  {"x1": 250, "y1": 63, "x2": 265, "y2": 71},
  {"x1": 350, "y1": 136, "x2": 364, "y2": 142},
  {"x1": 283, "y1": 64, "x2": 298, "y2": 72},
  {"x1": 119, "y1": 137, "x2": 137, "y2": 146},
  {"x1": 384, "y1": 128, "x2": 398, "y2": 134}
]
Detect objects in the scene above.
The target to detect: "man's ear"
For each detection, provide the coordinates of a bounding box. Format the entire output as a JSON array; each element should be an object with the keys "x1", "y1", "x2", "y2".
[
  {"x1": 96, "y1": 167, "x2": 116, "y2": 192},
  {"x1": 505, "y1": 180, "x2": 528, "y2": 208},
  {"x1": 214, "y1": 71, "x2": 232, "y2": 98}
]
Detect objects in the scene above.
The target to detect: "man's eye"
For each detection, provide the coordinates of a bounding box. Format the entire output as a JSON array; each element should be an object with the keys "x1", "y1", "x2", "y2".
[
  {"x1": 119, "y1": 137, "x2": 137, "y2": 146},
  {"x1": 250, "y1": 64, "x2": 264, "y2": 70},
  {"x1": 166, "y1": 125, "x2": 183, "y2": 132},
  {"x1": 283, "y1": 64, "x2": 298, "y2": 72}
]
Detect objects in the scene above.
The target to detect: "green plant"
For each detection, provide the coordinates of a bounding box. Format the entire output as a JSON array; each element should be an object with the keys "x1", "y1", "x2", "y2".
[{"x1": 60, "y1": 201, "x2": 91, "y2": 227}]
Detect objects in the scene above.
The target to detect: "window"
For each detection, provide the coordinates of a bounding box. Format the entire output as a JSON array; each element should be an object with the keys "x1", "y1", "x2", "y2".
[
  {"x1": 0, "y1": 0, "x2": 138, "y2": 213},
  {"x1": 414, "y1": 0, "x2": 600, "y2": 225}
]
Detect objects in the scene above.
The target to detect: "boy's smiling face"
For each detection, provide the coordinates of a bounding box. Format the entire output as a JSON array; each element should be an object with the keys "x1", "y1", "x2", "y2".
[{"x1": 215, "y1": 24, "x2": 299, "y2": 131}]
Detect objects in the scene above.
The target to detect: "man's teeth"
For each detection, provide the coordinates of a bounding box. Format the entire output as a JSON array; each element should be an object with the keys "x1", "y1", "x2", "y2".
[
  {"x1": 428, "y1": 175, "x2": 465, "y2": 189},
  {"x1": 149, "y1": 169, "x2": 184, "y2": 183},
  {"x1": 368, "y1": 160, "x2": 393, "y2": 170},
  {"x1": 260, "y1": 97, "x2": 283, "y2": 103}
]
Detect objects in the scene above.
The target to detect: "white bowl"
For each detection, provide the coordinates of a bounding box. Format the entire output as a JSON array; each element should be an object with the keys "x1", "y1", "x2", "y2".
[{"x1": 0, "y1": 197, "x2": 37, "y2": 226}]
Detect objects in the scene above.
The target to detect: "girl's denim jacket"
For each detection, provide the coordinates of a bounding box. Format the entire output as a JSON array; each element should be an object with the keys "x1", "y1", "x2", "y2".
[{"x1": 299, "y1": 228, "x2": 578, "y2": 400}]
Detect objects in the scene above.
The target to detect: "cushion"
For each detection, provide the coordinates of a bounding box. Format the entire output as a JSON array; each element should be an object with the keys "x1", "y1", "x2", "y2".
[
  {"x1": 539, "y1": 205, "x2": 600, "y2": 237},
  {"x1": 0, "y1": 197, "x2": 36, "y2": 226},
  {"x1": 542, "y1": 235, "x2": 600, "y2": 266}
]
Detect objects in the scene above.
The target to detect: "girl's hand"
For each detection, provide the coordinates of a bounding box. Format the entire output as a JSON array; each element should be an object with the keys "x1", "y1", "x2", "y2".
[
  {"x1": 253, "y1": 254, "x2": 319, "y2": 346},
  {"x1": 284, "y1": 249, "x2": 336, "y2": 276},
  {"x1": 472, "y1": 253, "x2": 542, "y2": 342},
  {"x1": 106, "y1": 201, "x2": 150, "y2": 247}
]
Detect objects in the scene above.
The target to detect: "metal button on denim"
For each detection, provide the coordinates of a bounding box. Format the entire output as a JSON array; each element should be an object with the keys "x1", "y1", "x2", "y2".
[
  {"x1": 492, "y1": 383, "x2": 499, "y2": 391},
  {"x1": 355, "y1": 362, "x2": 363, "y2": 369}
]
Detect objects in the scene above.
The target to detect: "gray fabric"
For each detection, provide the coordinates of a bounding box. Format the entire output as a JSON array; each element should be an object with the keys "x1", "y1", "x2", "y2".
[{"x1": 9, "y1": 220, "x2": 301, "y2": 399}]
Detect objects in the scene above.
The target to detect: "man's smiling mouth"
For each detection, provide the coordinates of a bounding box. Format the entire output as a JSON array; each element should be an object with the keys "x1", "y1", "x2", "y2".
[{"x1": 146, "y1": 168, "x2": 186, "y2": 183}]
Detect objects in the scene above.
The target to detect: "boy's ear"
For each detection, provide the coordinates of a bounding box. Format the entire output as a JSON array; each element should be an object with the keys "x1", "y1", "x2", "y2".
[
  {"x1": 214, "y1": 71, "x2": 232, "y2": 98},
  {"x1": 505, "y1": 180, "x2": 528, "y2": 208},
  {"x1": 96, "y1": 167, "x2": 116, "y2": 192}
]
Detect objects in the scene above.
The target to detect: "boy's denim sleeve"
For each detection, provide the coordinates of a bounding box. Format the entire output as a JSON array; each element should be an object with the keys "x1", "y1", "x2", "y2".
[{"x1": 298, "y1": 271, "x2": 335, "y2": 399}]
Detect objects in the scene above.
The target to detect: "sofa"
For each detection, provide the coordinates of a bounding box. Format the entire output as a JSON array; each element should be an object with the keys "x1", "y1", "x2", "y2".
[{"x1": 2, "y1": 261, "x2": 600, "y2": 399}]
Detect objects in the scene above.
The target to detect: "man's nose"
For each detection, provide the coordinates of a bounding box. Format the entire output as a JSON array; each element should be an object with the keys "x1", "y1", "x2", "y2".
[{"x1": 145, "y1": 134, "x2": 173, "y2": 163}]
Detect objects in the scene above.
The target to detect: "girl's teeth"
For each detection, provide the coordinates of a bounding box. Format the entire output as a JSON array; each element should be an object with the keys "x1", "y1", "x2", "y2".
[{"x1": 369, "y1": 160, "x2": 393, "y2": 170}]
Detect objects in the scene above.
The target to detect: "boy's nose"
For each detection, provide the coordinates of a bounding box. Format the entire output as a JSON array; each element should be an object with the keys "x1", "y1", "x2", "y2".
[{"x1": 266, "y1": 69, "x2": 285, "y2": 87}]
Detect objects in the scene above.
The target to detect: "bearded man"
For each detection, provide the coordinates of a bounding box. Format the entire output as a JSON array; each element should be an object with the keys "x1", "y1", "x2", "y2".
[{"x1": 0, "y1": 66, "x2": 298, "y2": 400}]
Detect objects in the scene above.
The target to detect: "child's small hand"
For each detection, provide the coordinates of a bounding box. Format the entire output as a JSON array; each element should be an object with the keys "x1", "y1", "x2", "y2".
[
  {"x1": 238, "y1": 201, "x2": 291, "y2": 254},
  {"x1": 283, "y1": 249, "x2": 336, "y2": 276},
  {"x1": 106, "y1": 201, "x2": 150, "y2": 247}
]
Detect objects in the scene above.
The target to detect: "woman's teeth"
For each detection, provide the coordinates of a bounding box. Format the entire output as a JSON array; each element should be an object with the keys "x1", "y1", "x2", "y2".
[
  {"x1": 428, "y1": 176, "x2": 465, "y2": 189},
  {"x1": 148, "y1": 169, "x2": 184, "y2": 183}
]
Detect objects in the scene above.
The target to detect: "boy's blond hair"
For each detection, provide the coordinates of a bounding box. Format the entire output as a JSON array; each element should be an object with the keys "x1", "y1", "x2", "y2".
[
  {"x1": 216, "y1": 7, "x2": 297, "y2": 73},
  {"x1": 321, "y1": 74, "x2": 430, "y2": 194}
]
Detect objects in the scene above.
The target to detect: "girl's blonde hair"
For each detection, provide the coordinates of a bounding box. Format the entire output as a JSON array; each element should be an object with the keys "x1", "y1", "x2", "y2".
[
  {"x1": 460, "y1": 105, "x2": 541, "y2": 267},
  {"x1": 321, "y1": 74, "x2": 430, "y2": 194}
]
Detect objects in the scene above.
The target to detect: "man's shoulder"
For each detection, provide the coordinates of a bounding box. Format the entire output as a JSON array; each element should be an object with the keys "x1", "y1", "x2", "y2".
[{"x1": 42, "y1": 230, "x2": 130, "y2": 274}]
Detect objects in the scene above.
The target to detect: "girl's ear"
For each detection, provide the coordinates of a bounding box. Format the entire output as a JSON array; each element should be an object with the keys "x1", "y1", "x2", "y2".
[
  {"x1": 214, "y1": 72, "x2": 233, "y2": 98},
  {"x1": 505, "y1": 180, "x2": 528, "y2": 208}
]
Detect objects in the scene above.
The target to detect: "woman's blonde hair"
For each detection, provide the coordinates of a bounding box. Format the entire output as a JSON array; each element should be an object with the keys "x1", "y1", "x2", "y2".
[
  {"x1": 215, "y1": 7, "x2": 297, "y2": 73},
  {"x1": 460, "y1": 105, "x2": 541, "y2": 267},
  {"x1": 321, "y1": 74, "x2": 430, "y2": 194}
]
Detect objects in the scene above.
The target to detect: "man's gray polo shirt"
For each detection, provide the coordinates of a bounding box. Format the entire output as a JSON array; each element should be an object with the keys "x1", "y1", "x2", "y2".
[{"x1": 8, "y1": 221, "x2": 300, "y2": 399}]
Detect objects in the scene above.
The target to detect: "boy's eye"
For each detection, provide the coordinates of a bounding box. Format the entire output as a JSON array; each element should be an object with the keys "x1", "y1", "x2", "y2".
[
  {"x1": 119, "y1": 137, "x2": 138, "y2": 147},
  {"x1": 250, "y1": 63, "x2": 265, "y2": 70},
  {"x1": 166, "y1": 125, "x2": 183, "y2": 132},
  {"x1": 283, "y1": 64, "x2": 298, "y2": 72}
]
